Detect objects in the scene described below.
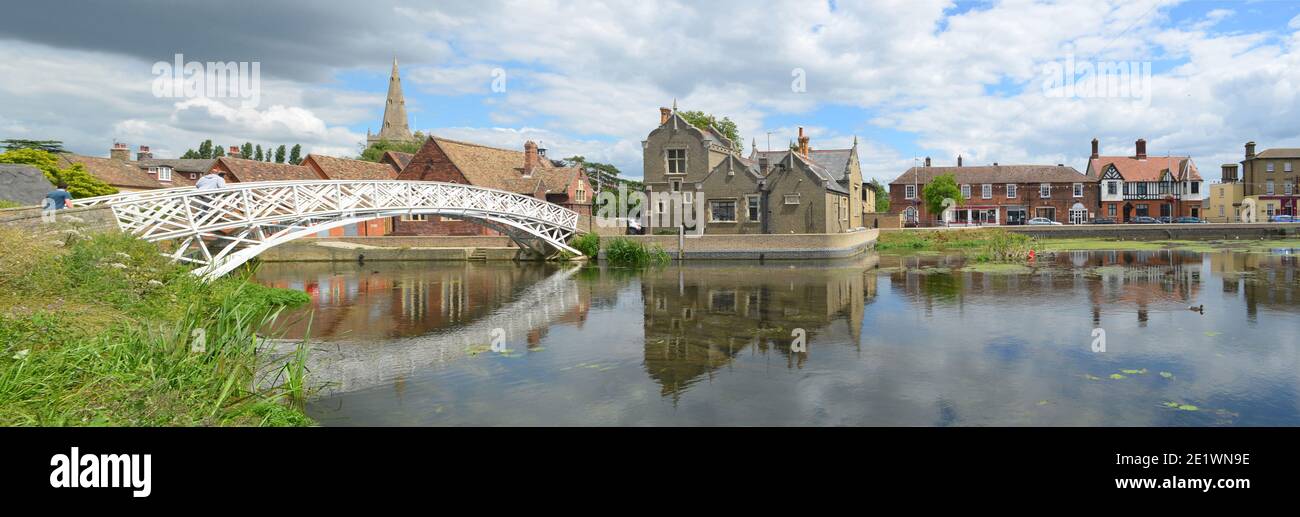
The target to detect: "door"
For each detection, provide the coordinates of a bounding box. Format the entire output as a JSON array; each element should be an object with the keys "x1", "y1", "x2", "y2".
[{"x1": 1007, "y1": 208, "x2": 1026, "y2": 225}]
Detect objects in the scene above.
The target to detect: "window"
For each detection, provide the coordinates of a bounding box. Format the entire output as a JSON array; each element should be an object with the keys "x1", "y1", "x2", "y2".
[
  {"x1": 904, "y1": 184, "x2": 916, "y2": 199},
  {"x1": 401, "y1": 213, "x2": 429, "y2": 222},
  {"x1": 904, "y1": 206, "x2": 918, "y2": 222},
  {"x1": 1136, "y1": 182, "x2": 1147, "y2": 196},
  {"x1": 666, "y1": 149, "x2": 687, "y2": 175},
  {"x1": 961, "y1": 184, "x2": 971, "y2": 199},
  {"x1": 1040, "y1": 183, "x2": 1051, "y2": 198},
  {"x1": 682, "y1": 191, "x2": 694, "y2": 205},
  {"x1": 982, "y1": 184, "x2": 992, "y2": 199},
  {"x1": 1286, "y1": 162, "x2": 1294, "y2": 173},
  {"x1": 1190, "y1": 182, "x2": 1199, "y2": 194},
  {"x1": 189, "y1": 173, "x2": 198, "y2": 180},
  {"x1": 1267, "y1": 162, "x2": 1275, "y2": 173},
  {"x1": 1108, "y1": 205, "x2": 1116, "y2": 217},
  {"x1": 1267, "y1": 180, "x2": 1275, "y2": 195},
  {"x1": 746, "y1": 195, "x2": 761, "y2": 221},
  {"x1": 575, "y1": 182, "x2": 586, "y2": 202},
  {"x1": 709, "y1": 199, "x2": 737, "y2": 222},
  {"x1": 1107, "y1": 181, "x2": 1118, "y2": 195},
  {"x1": 708, "y1": 290, "x2": 737, "y2": 313},
  {"x1": 1006, "y1": 184, "x2": 1017, "y2": 198},
  {"x1": 783, "y1": 194, "x2": 801, "y2": 205},
  {"x1": 1286, "y1": 182, "x2": 1295, "y2": 196},
  {"x1": 1219, "y1": 205, "x2": 1225, "y2": 217},
  {"x1": 1073, "y1": 183, "x2": 1083, "y2": 197},
  {"x1": 1136, "y1": 204, "x2": 1149, "y2": 217},
  {"x1": 839, "y1": 196, "x2": 849, "y2": 221},
  {"x1": 671, "y1": 180, "x2": 681, "y2": 192},
  {"x1": 159, "y1": 167, "x2": 171, "y2": 181}
]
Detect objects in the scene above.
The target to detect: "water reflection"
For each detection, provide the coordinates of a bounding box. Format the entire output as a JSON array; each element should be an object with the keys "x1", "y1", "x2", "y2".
[{"x1": 255, "y1": 248, "x2": 1300, "y2": 426}]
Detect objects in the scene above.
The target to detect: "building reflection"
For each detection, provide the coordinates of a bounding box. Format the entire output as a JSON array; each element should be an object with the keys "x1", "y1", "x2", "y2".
[
  {"x1": 640, "y1": 256, "x2": 877, "y2": 398},
  {"x1": 257, "y1": 261, "x2": 590, "y2": 340}
]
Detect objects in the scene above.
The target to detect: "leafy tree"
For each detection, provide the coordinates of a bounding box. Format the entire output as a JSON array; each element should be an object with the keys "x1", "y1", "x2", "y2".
[
  {"x1": 0, "y1": 148, "x2": 117, "y2": 198},
  {"x1": 212, "y1": 145, "x2": 225, "y2": 158},
  {"x1": 197, "y1": 140, "x2": 213, "y2": 159},
  {"x1": 677, "y1": 110, "x2": 742, "y2": 153},
  {"x1": 253, "y1": 144, "x2": 264, "y2": 161},
  {"x1": 275, "y1": 145, "x2": 287, "y2": 163},
  {"x1": 358, "y1": 139, "x2": 421, "y2": 162},
  {"x1": 866, "y1": 178, "x2": 889, "y2": 212},
  {"x1": 241, "y1": 142, "x2": 254, "y2": 160},
  {"x1": 180, "y1": 149, "x2": 199, "y2": 159},
  {"x1": 288, "y1": 144, "x2": 302, "y2": 165},
  {"x1": 2, "y1": 139, "x2": 65, "y2": 153},
  {"x1": 563, "y1": 156, "x2": 620, "y2": 176},
  {"x1": 921, "y1": 173, "x2": 963, "y2": 222}
]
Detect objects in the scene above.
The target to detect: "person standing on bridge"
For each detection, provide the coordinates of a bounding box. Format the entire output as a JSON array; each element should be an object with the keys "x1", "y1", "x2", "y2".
[{"x1": 195, "y1": 170, "x2": 227, "y2": 191}]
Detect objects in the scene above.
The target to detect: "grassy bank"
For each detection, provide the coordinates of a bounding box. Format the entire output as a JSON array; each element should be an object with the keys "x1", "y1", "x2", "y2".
[
  {"x1": 880, "y1": 229, "x2": 1300, "y2": 257},
  {"x1": 568, "y1": 233, "x2": 671, "y2": 267},
  {"x1": 0, "y1": 228, "x2": 313, "y2": 426}
]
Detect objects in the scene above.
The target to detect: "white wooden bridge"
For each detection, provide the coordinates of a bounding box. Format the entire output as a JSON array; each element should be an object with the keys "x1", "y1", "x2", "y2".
[{"x1": 79, "y1": 180, "x2": 582, "y2": 279}]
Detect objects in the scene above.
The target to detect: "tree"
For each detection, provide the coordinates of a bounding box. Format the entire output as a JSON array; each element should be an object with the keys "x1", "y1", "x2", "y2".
[
  {"x1": 212, "y1": 145, "x2": 225, "y2": 158},
  {"x1": 288, "y1": 144, "x2": 302, "y2": 165},
  {"x1": 866, "y1": 178, "x2": 889, "y2": 212},
  {"x1": 197, "y1": 140, "x2": 213, "y2": 159},
  {"x1": 563, "y1": 156, "x2": 620, "y2": 176},
  {"x1": 0, "y1": 148, "x2": 117, "y2": 198},
  {"x1": 253, "y1": 144, "x2": 264, "y2": 161},
  {"x1": 2, "y1": 139, "x2": 65, "y2": 153},
  {"x1": 180, "y1": 149, "x2": 199, "y2": 159},
  {"x1": 358, "y1": 139, "x2": 421, "y2": 162},
  {"x1": 241, "y1": 142, "x2": 254, "y2": 160},
  {"x1": 275, "y1": 145, "x2": 287, "y2": 163},
  {"x1": 677, "y1": 110, "x2": 743, "y2": 153},
  {"x1": 921, "y1": 173, "x2": 963, "y2": 223}
]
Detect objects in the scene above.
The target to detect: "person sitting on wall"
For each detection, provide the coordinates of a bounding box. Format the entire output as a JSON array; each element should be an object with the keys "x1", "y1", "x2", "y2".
[{"x1": 44, "y1": 183, "x2": 72, "y2": 210}]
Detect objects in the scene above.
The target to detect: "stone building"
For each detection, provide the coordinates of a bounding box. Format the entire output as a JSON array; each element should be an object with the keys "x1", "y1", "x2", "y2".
[
  {"x1": 641, "y1": 107, "x2": 864, "y2": 235},
  {"x1": 393, "y1": 136, "x2": 592, "y2": 236},
  {"x1": 1088, "y1": 138, "x2": 1205, "y2": 221},
  {"x1": 366, "y1": 59, "x2": 418, "y2": 145},
  {"x1": 888, "y1": 157, "x2": 1098, "y2": 226}
]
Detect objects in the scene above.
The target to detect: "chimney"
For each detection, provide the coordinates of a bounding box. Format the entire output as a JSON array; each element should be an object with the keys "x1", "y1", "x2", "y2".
[
  {"x1": 797, "y1": 127, "x2": 810, "y2": 158},
  {"x1": 1090, "y1": 138, "x2": 1099, "y2": 159},
  {"x1": 1245, "y1": 141, "x2": 1256, "y2": 159},
  {"x1": 1221, "y1": 164, "x2": 1239, "y2": 183},
  {"x1": 228, "y1": 145, "x2": 242, "y2": 159},
  {"x1": 523, "y1": 140, "x2": 539, "y2": 176},
  {"x1": 924, "y1": 156, "x2": 931, "y2": 167},
  {"x1": 1135, "y1": 138, "x2": 1146, "y2": 160},
  {"x1": 957, "y1": 155, "x2": 963, "y2": 167},
  {"x1": 659, "y1": 107, "x2": 672, "y2": 126},
  {"x1": 136, "y1": 145, "x2": 153, "y2": 161},
  {"x1": 110, "y1": 142, "x2": 130, "y2": 161},
  {"x1": 759, "y1": 156, "x2": 770, "y2": 175}
]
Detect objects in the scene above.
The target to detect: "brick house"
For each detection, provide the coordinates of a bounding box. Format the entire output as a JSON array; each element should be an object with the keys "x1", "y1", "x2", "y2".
[
  {"x1": 1239, "y1": 141, "x2": 1299, "y2": 217},
  {"x1": 1088, "y1": 138, "x2": 1205, "y2": 221},
  {"x1": 393, "y1": 136, "x2": 592, "y2": 236},
  {"x1": 642, "y1": 106, "x2": 863, "y2": 235},
  {"x1": 57, "y1": 143, "x2": 172, "y2": 193},
  {"x1": 889, "y1": 158, "x2": 1099, "y2": 226}
]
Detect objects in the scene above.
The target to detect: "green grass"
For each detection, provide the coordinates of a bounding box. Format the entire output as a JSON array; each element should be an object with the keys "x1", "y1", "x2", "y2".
[
  {"x1": 604, "y1": 237, "x2": 671, "y2": 267},
  {"x1": 879, "y1": 229, "x2": 1031, "y2": 262},
  {"x1": 0, "y1": 228, "x2": 314, "y2": 426},
  {"x1": 569, "y1": 232, "x2": 601, "y2": 258},
  {"x1": 0, "y1": 200, "x2": 23, "y2": 210}
]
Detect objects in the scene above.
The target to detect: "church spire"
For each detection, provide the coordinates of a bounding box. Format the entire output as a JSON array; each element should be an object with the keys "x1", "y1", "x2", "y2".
[{"x1": 370, "y1": 57, "x2": 414, "y2": 143}]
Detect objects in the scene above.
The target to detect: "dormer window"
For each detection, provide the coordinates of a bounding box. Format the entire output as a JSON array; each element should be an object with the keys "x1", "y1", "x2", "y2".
[{"x1": 158, "y1": 167, "x2": 172, "y2": 181}]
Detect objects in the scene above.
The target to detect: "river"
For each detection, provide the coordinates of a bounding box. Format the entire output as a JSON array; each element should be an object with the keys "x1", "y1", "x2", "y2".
[{"x1": 254, "y1": 248, "x2": 1300, "y2": 426}]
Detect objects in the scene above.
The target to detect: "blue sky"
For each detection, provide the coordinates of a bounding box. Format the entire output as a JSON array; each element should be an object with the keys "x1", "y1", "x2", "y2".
[{"x1": 4, "y1": 0, "x2": 1300, "y2": 184}]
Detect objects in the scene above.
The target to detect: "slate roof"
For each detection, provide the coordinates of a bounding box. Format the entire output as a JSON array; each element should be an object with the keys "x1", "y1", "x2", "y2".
[
  {"x1": 890, "y1": 164, "x2": 1095, "y2": 185},
  {"x1": 749, "y1": 149, "x2": 850, "y2": 194},
  {"x1": 56, "y1": 154, "x2": 161, "y2": 189},
  {"x1": 214, "y1": 157, "x2": 321, "y2": 182},
  {"x1": 1086, "y1": 155, "x2": 1200, "y2": 182},
  {"x1": 1255, "y1": 148, "x2": 1300, "y2": 159},
  {"x1": 303, "y1": 154, "x2": 398, "y2": 180},
  {"x1": 0, "y1": 164, "x2": 54, "y2": 206}
]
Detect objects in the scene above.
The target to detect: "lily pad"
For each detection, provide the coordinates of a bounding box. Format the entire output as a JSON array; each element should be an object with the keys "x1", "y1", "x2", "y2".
[
  {"x1": 1163, "y1": 401, "x2": 1200, "y2": 411},
  {"x1": 1109, "y1": 373, "x2": 1126, "y2": 380},
  {"x1": 1084, "y1": 374, "x2": 1102, "y2": 381},
  {"x1": 1204, "y1": 331, "x2": 1222, "y2": 337},
  {"x1": 1120, "y1": 368, "x2": 1148, "y2": 375},
  {"x1": 1159, "y1": 371, "x2": 1174, "y2": 379}
]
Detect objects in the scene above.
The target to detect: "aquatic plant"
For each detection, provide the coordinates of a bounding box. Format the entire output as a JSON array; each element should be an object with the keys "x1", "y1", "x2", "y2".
[
  {"x1": 570, "y1": 232, "x2": 601, "y2": 258},
  {"x1": 604, "y1": 237, "x2": 670, "y2": 267}
]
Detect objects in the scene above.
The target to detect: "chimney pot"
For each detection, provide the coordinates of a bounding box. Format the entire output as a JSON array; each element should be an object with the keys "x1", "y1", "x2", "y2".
[
  {"x1": 957, "y1": 155, "x2": 963, "y2": 167},
  {"x1": 136, "y1": 145, "x2": 153, "y2": 161},
  {"x1": 1135, "y1": 138, "x2": 1147, "y2": 160},
  {"x1": 1090, "y1": 138, "x2": 1099, "y2": 159},
  {"x1": 924, "y1": 157, "x2": 931, "y2": 167},
  {"x1": 229, "y1": 145, "x2": 241, "y2": 158},
  {"x1": 797, "y1": 127, "x2": 810, "y2": 158},
  {"x1": 659, "y1": 107, "x2": 671, "y2": 126},
  {"x1": 110, "y1": 142, "x2": 130, "y2": 161},
  {"x1": 1221, "y1": 163, "x2": 1239, "y2": 183},
  {"x1": 1245, "y1": 141, "x2": 1257, "y2": 159},
  {"x1": 523, "y1": 140, "x2": 540, "y2": 175}
]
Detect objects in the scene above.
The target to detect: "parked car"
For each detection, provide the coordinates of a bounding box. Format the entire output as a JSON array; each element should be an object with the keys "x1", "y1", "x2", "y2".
[
  {"x1": 1173, "y1": 216, "x2": 1206, "y2": 224},
  {"x1": 1157, "y1": 216, "x2": 1173, "y2": 224},
  {"x1": 1091, "y1": 217, "x2": 1117, "y2": 224},
  {"x1": 1270, "y1": 214, "x2": 1296, "y2": 223},
  {"x1": 1130, "y1": 216, "x2": 1162, "y2": 224},
  {"x1": 1026, "y1": 217, "x2": 1062, "y2": 226}
]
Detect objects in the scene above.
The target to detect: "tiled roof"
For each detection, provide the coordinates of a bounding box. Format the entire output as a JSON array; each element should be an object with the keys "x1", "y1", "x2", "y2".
[
  {"x1": 56, "y1": 154, "x2": 161, "y2": 189},
  {"x1": 427, "y1": 136, "x2": 557, "y2": 192},
  {"x1": 1255, "y1": 148, "x2": 1300, "y2": 159},
  {"x1": 214, "y1": 157, "x2": 321, "y2": 182},
  {"x1": 303, "y1": 154, "x2": 398, "y2": 180},
  {"x1": 890, "y1": 164, "x2": 1095, "y2": 185},
  {"x1": 138, "y1": 159, "x2": 209, "y2": 186},
  {"x1": 1087, "y1": 156, "x2": 1200, "y2": 182},
  {"x1": 382, "y1": 151, "x2": 413, "y2": 172}
]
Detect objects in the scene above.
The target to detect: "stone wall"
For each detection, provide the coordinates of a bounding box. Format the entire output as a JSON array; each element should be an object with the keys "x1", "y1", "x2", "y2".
[
  {"x1": 1005, "y1": 222, "x2": 1298, "y2": 240},
  {"x1": 0, "y1": 204, "x2": 120, "y2": 237},
  {"x1": 606, "y1": 228, "x2": 877, "y2": 259}
]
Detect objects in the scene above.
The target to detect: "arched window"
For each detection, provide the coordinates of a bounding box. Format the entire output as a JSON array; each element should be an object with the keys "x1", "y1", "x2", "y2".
[{"x1": 904, "y1": 206, "x2": 918, "y2": 222}]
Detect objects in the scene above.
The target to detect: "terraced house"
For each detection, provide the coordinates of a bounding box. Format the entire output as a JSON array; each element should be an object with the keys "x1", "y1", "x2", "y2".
[
  {"x1": 1240, "y1": 141, "x2": 1299, "y2": 218},
  {"x1": 1088, "y1": 138, "x2": 1205, "y2": 221},
  {"x1": 888, "y1": 157, "x2": 1098, "y2": 226},
  {"x1": 642, "y1": 107, "x2": 864, "y2": 234}
]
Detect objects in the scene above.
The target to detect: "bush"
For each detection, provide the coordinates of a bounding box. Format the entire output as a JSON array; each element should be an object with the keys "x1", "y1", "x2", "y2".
[
  {"x1": 605, "y1": 238, "x2": 670, "y2": 267},
  {"x1": 570, "y1": 232, "x2": 600, "y2": 257}
]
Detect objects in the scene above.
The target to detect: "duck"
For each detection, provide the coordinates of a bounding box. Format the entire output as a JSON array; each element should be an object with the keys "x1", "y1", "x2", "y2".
[{"x1": 1187, "y1": 304, "x2": 1204, "y2": 314}]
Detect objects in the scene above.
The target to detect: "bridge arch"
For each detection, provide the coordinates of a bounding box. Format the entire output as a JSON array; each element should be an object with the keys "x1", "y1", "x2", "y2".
[{"x1": 80, "y1": 180, "x2": 582, "y2": 280}]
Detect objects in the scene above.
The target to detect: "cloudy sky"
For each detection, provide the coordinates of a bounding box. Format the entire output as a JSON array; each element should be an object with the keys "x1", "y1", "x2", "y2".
[{"x1": 2, "y1": 0, "x2": 1300, "y2": 183}]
